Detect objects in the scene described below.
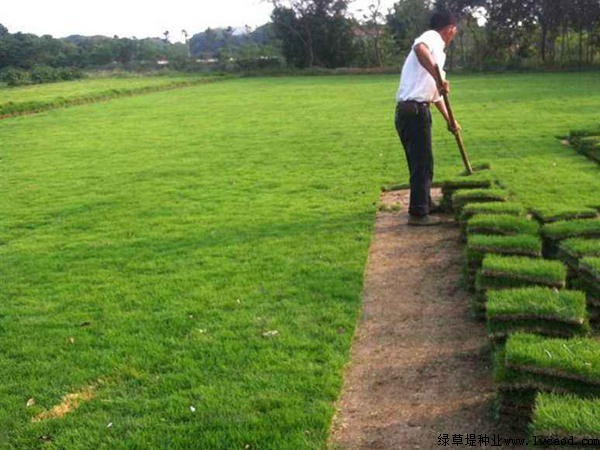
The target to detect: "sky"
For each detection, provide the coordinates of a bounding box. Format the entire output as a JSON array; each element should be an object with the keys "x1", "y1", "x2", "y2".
[{"x1": 2, "y1": 0, "x2": 399, "y2": 42}]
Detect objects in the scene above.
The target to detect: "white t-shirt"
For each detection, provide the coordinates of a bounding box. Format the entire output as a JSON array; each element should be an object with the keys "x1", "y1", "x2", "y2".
[{"x1": 396, "y1": 30, "x2": 446, "y2": 104}]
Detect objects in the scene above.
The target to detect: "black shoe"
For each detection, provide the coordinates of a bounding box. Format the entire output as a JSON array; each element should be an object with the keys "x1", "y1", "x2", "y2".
[{"x1": 407, "y1": 215, "x2": 443, "y2": 226}]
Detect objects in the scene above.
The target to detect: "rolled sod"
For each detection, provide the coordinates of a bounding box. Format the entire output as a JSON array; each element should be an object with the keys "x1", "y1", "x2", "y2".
[
  {"x1": 465, "y1": 235, "x2": 543, "y2": 290},
  {"x1": 531, "y1": 206, "x2": 598, "y2": 224},
  {"x1": 478, "y1": 254, "x2": 567, "y2": 290},
  {"x1": 460, "y1": 201, "x2": 526, "y2": 222},
  {"x1": 452, "y1": 188, "x2": 508, "y2": 218},
  {"x1": 498, "y1": 333, "x2": 600, "y2": 396},
  {"x1": 580, "y1": 257, "x2": 600, "y2": 281},
  {"x1": 467, "y1": 214, "x2": 539, "y2": 238},
  {"x1": 543, "y1": 219, "x2": 600, "y2": 242},
  {"x1": 531, "y1": 392, "x2": 600, "y2": 445},
  {"x1": 467, "y1": 234, "x2": 542, "y2": 263},
  {"x1": 557, "y1": 238, "x2": 600, "y2": 272},
  {"x1": 486, "y1": 287, "x2": 590, "y2": 340},
  {"x1": 543, "y1": 219, "x2": 600, "y2": 259},
  {"x1": 578, "y1": 258, "x2": 600, "y2": 311},
  {"x1": 439, "y1": 174, "x2": 495, "y2": 211}
]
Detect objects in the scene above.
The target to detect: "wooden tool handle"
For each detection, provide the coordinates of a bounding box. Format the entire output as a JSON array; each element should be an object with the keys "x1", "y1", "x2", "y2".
[{"x1": 434, "y1": 65, "x2": 474, "y2": 175}]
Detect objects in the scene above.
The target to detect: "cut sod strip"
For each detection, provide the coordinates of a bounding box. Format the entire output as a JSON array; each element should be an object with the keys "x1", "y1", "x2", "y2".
[
  {"x1": 451, "y1": 188, "x2": 508, "y2": 219},
  {"x1": 478, "y1": 255, "x2": 567, "y2": 290},
  {"x1": 467, "y1": 214, "x2": 539, "y2": 239},
  {"x1": 465, "y1": 234, "x2": 542, "y2": 290},
  {"x1": 474, "y1": 255, "x2": 566, "y2": 316},
  {"x1": 460, "y1": 202, "x2": 527, "y2": 239},
  {"x1": 570, "y1": 128, "x2": 600, "y2": 163},
  {"x1": 486, "y1": 287, "x2": 590, "y2": 340},
  {"x1": 499, "y1": 333, "x2": 600, "y2": 396},
  {"x1": 579, "y1": 257, "x2": 600, "y2": 303},
  {"x1": 531, "y1": 392, "x2": 600, "y2": 445},
  {"x1": 580, "y1": 257, "x2": 600, "y2": 281},
  {"x1": 439, "y1": 174, "x2": 494, "y2": 210},
  {"x1": 542, "y1": 219, "x2": 600, "y2": 259},
  {"x1": 557, "y1": 238, "x2": 600, "y2": 272},
  {"x1": 530, "y1": 206, "x2": 598, "y2": 225},
  {"x1": 460, "y1": 201, "x2": 526, "y2": 223}
]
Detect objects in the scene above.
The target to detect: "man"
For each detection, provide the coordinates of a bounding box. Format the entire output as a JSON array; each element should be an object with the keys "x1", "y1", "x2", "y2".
[{"x1": 395, "y1": 10, "x2": 460, "y2": 226}]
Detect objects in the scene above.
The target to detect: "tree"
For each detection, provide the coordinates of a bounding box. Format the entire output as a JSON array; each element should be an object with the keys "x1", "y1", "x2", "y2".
[
  {"x1": 270, "y1": 0, "x2": 356, "y2": 68},
  {"x1": 355, "y1": 0, "x2": 387, "y2": 67},
  {"x1": 386, "y1": 0, "x2": 432, "y2": 59},
  {"x1": 181, "y1": 29, "x2": 191, "y2": 58}
]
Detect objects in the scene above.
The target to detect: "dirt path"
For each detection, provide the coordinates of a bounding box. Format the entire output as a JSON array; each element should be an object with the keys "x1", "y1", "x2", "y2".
[{"x1": 329, "y1": 189, "x2": 519, "y2": 450}]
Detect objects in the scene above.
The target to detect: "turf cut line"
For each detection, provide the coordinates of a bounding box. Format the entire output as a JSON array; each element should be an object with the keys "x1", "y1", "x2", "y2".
[{"x1": 328, "y1": 190, "x2": 521, "y2": 449}]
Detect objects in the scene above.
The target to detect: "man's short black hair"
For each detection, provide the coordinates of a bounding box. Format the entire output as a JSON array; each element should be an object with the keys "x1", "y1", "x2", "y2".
[{"x1": 430, "y1": 10, "x2": 457, "y2": 31}]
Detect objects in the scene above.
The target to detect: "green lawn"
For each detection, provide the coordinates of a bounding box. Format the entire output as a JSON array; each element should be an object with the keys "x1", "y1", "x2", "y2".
[
  {"x1": 1, "y1": 72, "x2": 599, "y2": 449},
  {"x1": 0, "y1": 75, "x2": 219, "y2": 117},
  {"x1": 0, "y1": 76, "x2": 198, "y2": 104}
]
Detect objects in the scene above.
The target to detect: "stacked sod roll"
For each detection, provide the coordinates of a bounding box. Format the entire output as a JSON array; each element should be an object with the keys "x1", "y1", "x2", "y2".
[
  {"x1": 460, "y1": 202, "x2": 526, "y2": 239},
  {"x1": 578, "y1": 257, "x2": 600, "y2": 322},
  {"x1": 440, "y1": 171, "x2": 600, "y2": 441},
  {"x1": 541, "y1": 218, "x2": 600, "y2": 259},
  {"x1": 475, "y1": 255, "x2": 567, "y2": 317},
  {"x1": 531, "y1": 206, "x2": 598, "y2": 225},
  {"x1": 451, "y1": 188, "x2": 508, "y2": 221},
  {"x1": 557, "y1": 238, "x2": 600, "y2": 278},
  {"x1": 486, "y1": 287, "x2": 590, "y2": 341},
  {"x1": 439, "y1": 174, "x2": 493, "y2": 212},
  {"x1": 496, "y1": 333, "x2": 600, "y2": 428},
  {"x1": 569, "y1": 126, "x2": 600, "y2": 164},
  {"x1": 531, "y1": 393, "x2": 600, "y2": 446},
  {"x1": 464, "y1": 234, "x2": 542, "y2": 291}
]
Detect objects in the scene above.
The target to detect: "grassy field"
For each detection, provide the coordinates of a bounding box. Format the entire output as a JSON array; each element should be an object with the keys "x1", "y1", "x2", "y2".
[
  {"x1": 1, "y1": 72, "x2": 599, "y2": 449},
  {"x1": 0, "y1": 76, "x2": 199, "y2": 104}
]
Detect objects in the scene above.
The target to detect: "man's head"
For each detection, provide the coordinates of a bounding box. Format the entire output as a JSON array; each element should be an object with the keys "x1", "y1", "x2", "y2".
[{"x1": 430, "y1": 10, "x2": 458, "y2": 46}]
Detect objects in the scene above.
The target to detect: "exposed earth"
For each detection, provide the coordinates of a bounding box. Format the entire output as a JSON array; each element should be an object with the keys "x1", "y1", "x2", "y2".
[{"x1": 329, "y1": 189, "x2": 521, "y2": 450}]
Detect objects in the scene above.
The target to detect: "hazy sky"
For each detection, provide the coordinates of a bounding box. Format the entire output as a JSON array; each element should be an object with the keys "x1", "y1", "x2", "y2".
[{"x1": 2, "y1": 0, "x2": 398, "y2": 42}]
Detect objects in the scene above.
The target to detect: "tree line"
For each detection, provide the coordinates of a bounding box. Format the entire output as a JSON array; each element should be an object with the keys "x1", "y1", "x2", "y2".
[{"x1": 0, "y1": 0, "x2": 598, "y2": 84}]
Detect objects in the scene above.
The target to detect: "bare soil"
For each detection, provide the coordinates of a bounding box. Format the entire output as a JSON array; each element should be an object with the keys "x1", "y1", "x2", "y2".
[{"x1": 329, "y1": 189, "x2": 521, "y2": 450}]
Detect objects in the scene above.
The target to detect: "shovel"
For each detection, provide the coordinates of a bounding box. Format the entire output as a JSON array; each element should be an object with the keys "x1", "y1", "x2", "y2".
[{"x1": 434, "y1": 65, "x2": 474, "y2": 175}]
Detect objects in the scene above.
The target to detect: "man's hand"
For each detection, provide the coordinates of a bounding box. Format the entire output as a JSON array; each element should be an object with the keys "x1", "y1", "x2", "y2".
[
  {"x1": 447, "y1": 119, "x2": 461, "y2": 135},
  {"x1": 437, "y1": 79, "x2": 450, "y2": 96}
]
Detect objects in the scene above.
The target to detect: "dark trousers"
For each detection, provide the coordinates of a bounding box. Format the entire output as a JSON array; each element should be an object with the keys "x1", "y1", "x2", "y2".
[{"x1": 394, "y1": 101, "x2": 433, "y2": 217}]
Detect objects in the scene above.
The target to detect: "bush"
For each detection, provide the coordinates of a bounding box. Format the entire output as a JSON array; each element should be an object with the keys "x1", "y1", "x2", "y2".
[
  {"x1": 0, "y1": 67, "x2": 29, "y2": 86},
  {"x1": 30, "y1": 66, "x2": 85, "y2": 84}
]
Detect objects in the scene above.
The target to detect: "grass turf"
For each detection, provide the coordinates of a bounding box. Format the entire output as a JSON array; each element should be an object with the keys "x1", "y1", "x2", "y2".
[
  {"x1": 467, "y1": 234, "x2": 542, "y2": 262},
  {"x1": 0, "y1": 76, "x2": 400, "y2": 449},
  {"x1": 499, "y1": 333, "x2": 600, "y2": 394},
  {"x1": 530, "y1": 206, "x2": 598, "y2": 224},
  {"x1": 460, "y1": 201, "x2": 526, "y2": 222},
  {"x1": 557, "y1": 238, "x2": 600, "y2": 272},
  {"x1": 0, "y1": 75, "x2": 219, "y2": 116},
  {"x1": 531, "y1": 392, "x2": 600, "y2": 443},
  {"x1": 486, "y1": 288, "x2": 590, "y2": 339},
  {"x1": 464, "y1": 235, "x2": 542, "y2": 290},
  {"x1": 451, "y1": 188, "x2": 507, "y2": 216},
  {"x1": 543, "y1": 219, "x2": 600, "y2": 242},
  {"x1": 580, "y1": 257, "x2": 600, "y2": 281},
  {"x1": 478, "y1": 254, "x2": 566, "y2": 291},
  {"x1": 467, "y1": 214, "x2": 540, "y2": 237},
  {"x1": 1, "y1": 72, "x2": 600, "y2": 448}
]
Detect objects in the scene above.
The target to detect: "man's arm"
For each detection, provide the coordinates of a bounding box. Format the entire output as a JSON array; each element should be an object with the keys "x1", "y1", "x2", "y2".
[
  {"x1": 434, "y1": 100, "x2": 460, "y2": 134},
  {"x1": 414, "y1": 43, "x2": 448, "y2": 95}
]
